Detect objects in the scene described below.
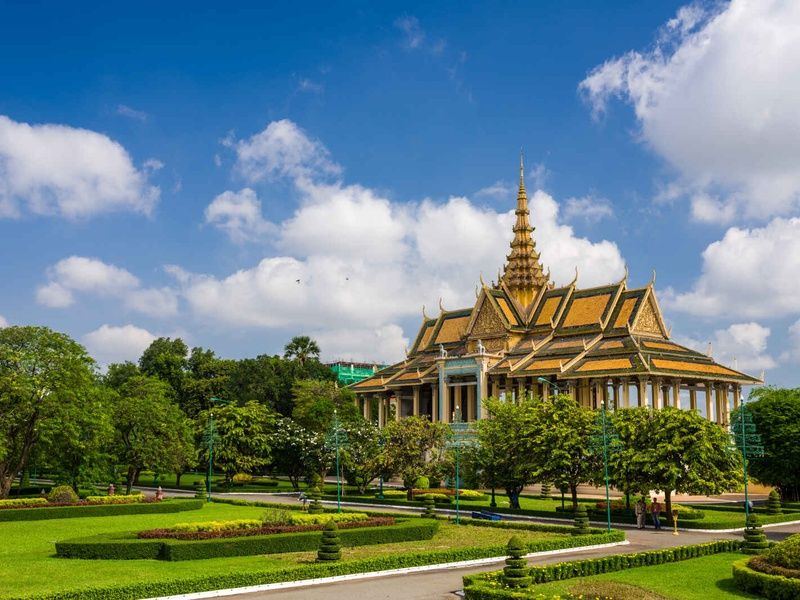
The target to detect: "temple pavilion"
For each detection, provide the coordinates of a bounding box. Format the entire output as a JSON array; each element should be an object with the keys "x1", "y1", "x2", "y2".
[{"x1": 351, "y1": 158, "x2": 761, "y2": 426}]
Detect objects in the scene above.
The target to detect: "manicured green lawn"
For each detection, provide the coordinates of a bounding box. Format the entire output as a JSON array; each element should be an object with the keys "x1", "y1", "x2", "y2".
[
  {"x1": 0, "y1": 502, "x2": 560, "y2": 599},
  {"x1": 526, "y1": 553, "x2": 758, "y2": 599}
]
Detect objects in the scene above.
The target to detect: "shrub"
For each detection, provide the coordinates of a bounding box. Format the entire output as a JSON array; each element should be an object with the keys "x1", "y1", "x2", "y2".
[
  {"x1": 47, "y1": 485, "x2": 79, "y2": 504},
  {"x1": 0, "y1": 499, "x2": 203, "y2": 522},
  {"x1": 733, "y1": 558, "x2": 800, "y2": 599},
  {"x1": 287, "y1": 512, "x2": 368, "y2": 526},
  {"x1": 308, "y1": 486, "x2": 323, "y2": 514},
  {"x1": 742, "y1": 514, "x2": 769, "y2": 555},
  {"x1": 170, "y1": 519, "x2": 264, "y2": 533},
  {"x1": 502, "y1": 536, "x2": 531, "y2": 588},
  {"x1": 232, "y1": 473, "x2": 253, "y2": 485},
  {"x1": 572, "y1": 505, "x2": 590, "y2": 535},
  {"x1": 193, "y1": 481, "x2": 206, "y2": 499},
  {"x1": 0, "y1": 497, "x2": 48, "y2": 509},
  {"x1": 767, "y1": 490, "x2": 783, "y2": 515},
  {"x1": 84, "y1": 494, "x2": 144, "y2": 505},
  {"x1": 317, "y1": 520, "x2": 341, "y2": 561},
  {"x1": 422, "y1": 495, "x2": 436, "y2": 518},
  {"x1": 414, "y1": 476, "x2": 430, "y2": 489},
  {"x1": 261, "y1": 508, "x2": 293, "y2": 525},
  {"x1": 458, "y1": 489, "x2": 486, "y2": 499},
  {"x1": 539, "y1": 482, "x2": 551, "y2": 499},
  {"x1": 417, "y1": 493, "x2": 451, "y2": 504},
  {"x1": 761, "y1": 533, "x2": 800, "y2": 570},
  {"x1": 376, "y1": 489, "x2": 407, "y2": 498}
]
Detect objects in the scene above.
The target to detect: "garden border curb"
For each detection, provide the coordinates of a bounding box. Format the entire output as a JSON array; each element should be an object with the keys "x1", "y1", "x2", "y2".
[{"x1": 143, "y1": 540, "x2": 630, "y2": 599}]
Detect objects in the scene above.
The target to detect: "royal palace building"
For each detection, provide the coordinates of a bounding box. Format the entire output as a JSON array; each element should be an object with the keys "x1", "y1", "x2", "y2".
[{"x1": 351, "y1": 158, "x2": 761, "y2": 426}]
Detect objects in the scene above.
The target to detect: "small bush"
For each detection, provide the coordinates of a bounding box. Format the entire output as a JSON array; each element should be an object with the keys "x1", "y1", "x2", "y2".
[
  {"x1": 0, "y1": 497, "x2": 48, "y2": 509},
  {"x1": 170, "y1": 519, "x2": 264, "y2": 533},
  {"x1": 287, "y1": 512, "x2": 368, "y2": 526},
  {"x1": 416, "y1": 493, "x2": 451, "y2": 504},
  {"x1": 232, "y1": 473, "x2": 253, "y2": 485},
  {"x1": 733, "y1": 557, "x2": 800, "y2": 598},
  {"x1": 761, "y1": 533, "x2": 800, "y2": 570},
  {"x1": 84, "y1": 494, "x2": 144, "y2": 505},
  {"x1": 47, "y1": 485, "x2": 79, "y2": 504},
  {"x1": 376, "y1": 489, "x2": 407, "y2": 498},
  {"x1": 572, "y1": 505, "x2": 590, "y2": 535},
  {"x1": 742, "y1": 514, "x2": 769, "y2": 555},
  {"x1": 422, "y1": 495, "x2": 436, "y2": 518},
  {"x1": 539, "y1": 482, "x2": 551, "y2": 499},
  {"x1": 308, "y1": 486, "x2": 323, "y2": 514},
  {"x1": 502, "y1": 536, "x2": 531, "y2": 588},
  {"x1": 767, "y1": 490, "x2": 783, "y2": 515},
  {"x1": 414, "y1": 476, "x2": 430, "y2": 489},
  {"x1": 317, "y1": 520, "x2": 341, "y2": 561}
]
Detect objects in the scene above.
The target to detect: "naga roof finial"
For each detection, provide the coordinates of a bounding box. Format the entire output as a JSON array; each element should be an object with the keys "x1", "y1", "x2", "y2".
[
  {"x1": 438, "y1": 297, "x2": 446, "y2": 313},
  {"x1": 422, "y1": 305, "x2": 429, "y2": 321}
]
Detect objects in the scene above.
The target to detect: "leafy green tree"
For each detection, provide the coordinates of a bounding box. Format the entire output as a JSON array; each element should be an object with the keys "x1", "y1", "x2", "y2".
[
  {"x1": 476, "y1": 398, "x2": 539, "y2": 509},
  {"x1": 270, "y1": 418, "x2": 316, "y2": 489},
  {"x1": 182, "y1": 348, "x2": 235, "y2": 418},
  {"x1": 0, "y1": 326, "x2": 96, "y2": 498},
  {"x1": 640, "y1": 406, "x2": 741, "y2": 517},
  {"x1": 138, "y1": 337, "x2": 189, "y2": 401},
  {"x1": 382, "y1": 416, "x2": 448, "y2": 499},
  {"x1": 744, "y1": 387, "x2": 800, "y2": 501},
  {"x1": 110, "y1": 375, "x2": 194, "y2": 494},
  {"x1": 608, "y1": 408, "x2": 654, "y2": 508},
  {"x1": 196, "y1": 401, "x2": 275, "y2": 486},
  {"x1": 104, "y1": 361, "x2": 141, "y2": 389},
  {"x1": 283, "y1": 336, "x2": 321, "y2": 366},
  {"x1": 533, "y1": 395, "x2": 601, "y2": 509},
  {"x1": 291, "y1": 379, "x2": 360, "y2": 433},
  {"x1": 341, "y1": 420, "x2": 384, "y2": 494}
]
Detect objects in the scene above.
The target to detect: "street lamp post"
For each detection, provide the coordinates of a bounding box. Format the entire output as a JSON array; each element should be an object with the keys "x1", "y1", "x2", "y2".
[
  {"x1": 205, "y1": 396, "x2": 226, "y2": 503},
  {"x1": 377, "y1": 433, "x2": 385, "y2": 499},
  {"x1": 447, "y1": 406, "x2": 477, "y2": 525},
  {"x1": 600, "y1": 401, "x2": 612, "y2": 532},
  {"x1": 537, "y1": 377, "x2": 561, "y2": 397},
  {"x1": 731, "y1": 396, "x2": 764, "y2": 524}
]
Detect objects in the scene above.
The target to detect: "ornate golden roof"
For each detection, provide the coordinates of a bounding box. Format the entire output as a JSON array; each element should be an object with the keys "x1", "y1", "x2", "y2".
[{"x1": 499, "y1": 154, "x2": 551, "y2": 310}]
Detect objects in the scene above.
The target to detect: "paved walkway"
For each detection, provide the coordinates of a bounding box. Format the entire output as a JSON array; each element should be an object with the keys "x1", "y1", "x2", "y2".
[{"x1": 138, "y1": 490, "x2": 799, "y2": 600}]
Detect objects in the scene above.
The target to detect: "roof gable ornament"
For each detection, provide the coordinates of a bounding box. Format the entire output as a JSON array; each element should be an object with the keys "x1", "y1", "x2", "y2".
[
  {"x1": 422, "y1": 305, "x2": 430, "y2": 320},
  {"x1": 438, "y1": 344, "x2": 448, "y2": 359},
  {"x1": 477, "y1": 339, "x2": 486, "y2": 355}
]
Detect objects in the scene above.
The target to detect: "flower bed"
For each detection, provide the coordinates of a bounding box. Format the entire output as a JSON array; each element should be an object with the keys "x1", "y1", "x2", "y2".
[
  {"x1": 0, "y1": 499, "x2": 202, "y2": 522},
  {"x1": 138, "y1": 516, "x2": 396, "y2": 540},
  {"x1": 0, "y1": 497, "x2": 48, "y2": 509}
]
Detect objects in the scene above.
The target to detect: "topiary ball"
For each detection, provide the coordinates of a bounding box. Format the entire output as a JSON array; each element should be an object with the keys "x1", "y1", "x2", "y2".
[
  {"x1": 47, "y1": 485, "x2": 79, "y2": 504},
  {"x1": 503, "y1": 536, "x2": 531, "y2": 588}
]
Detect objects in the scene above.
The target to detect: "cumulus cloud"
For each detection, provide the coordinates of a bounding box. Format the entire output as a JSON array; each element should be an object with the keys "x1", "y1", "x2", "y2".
[
  {"x1": 675, "y1": 322, "x2": 776, "y2": 373},
  {"x1": 83, "y1": 324, "x2": 156, "y2": 367},
  {"x1": 37, "y1": 256, "x2": 177, "y2": 317},
  {"x1": 563, "y1": 195, "x2": 614, "y2": 223},
  {"x1": 0, "y1": 115, "x2": 159, "y2": 218},
  {"x1": 663, "y1": 218, "x2": 800, "y2": 319},
  {"x1": 205, "y1": 188, "x2": 277, "y2": 243},
  {"x1": 781, "y1": 319, "x2": 800, "y2": 364},
  {"x1": 185, "y1": 120, "x2": 626, "y2": 362},
  {"x1": 0, "y1": 315, "x2": 7, "y2": 328},
  {"x1": 116, "y1": 104, "x2": 148, "y2": 122},
  {"x1": 580, "y1": 0, "x2": 800, "y2": 221}
]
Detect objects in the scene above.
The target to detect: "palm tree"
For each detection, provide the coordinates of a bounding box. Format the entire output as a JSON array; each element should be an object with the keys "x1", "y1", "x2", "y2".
[{"x1": 283, "y1": 336, "x2": 321, "y2": 366}]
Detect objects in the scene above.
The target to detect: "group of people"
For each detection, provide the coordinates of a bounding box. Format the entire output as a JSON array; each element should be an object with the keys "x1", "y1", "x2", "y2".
[{"x1": 634, "y1": 497, "x2": 663, "y2": 530}]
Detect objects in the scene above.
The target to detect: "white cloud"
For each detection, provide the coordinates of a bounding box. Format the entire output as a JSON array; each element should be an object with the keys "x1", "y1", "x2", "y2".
[
  {"x1": 0, "y1": 115, "x2": 159, "y2": 218},
  {"x1": 0, "y1": 315, "x2": 7, "y2": 328},
  {"x1": 232, "y1": 119, "x2": 341, "y2": 184},
  {"x1": 313, "y1": 325, "x2": 409, "y2": 364},
  {"x1": 205, "y1": 188, "x2": 277, "y2": 243},
  {"x1": 116, "y1": 104, "x2": 148, "y2": 122},
  {"x1": 563, "y1": 195, "x2": 614, "y2": 223},
  {"x1": 395, "y1": 16, "x2": 426, "y2": 49},
  {"x1": 781, "y1": 319, "x2": 800, "y2": 364},
  {"x1": 186, "y1": 120, "x2": 626, "y2": 363},
  {"x1": 37, "y1": 256, "x2": 177, "y2": 317},
  {"x1": 675, "y1": 322, "x2": 776, "y2": 373},
  {"x1": 663, "y1": 217, "x2": 800, "y2": 319},
  {"x1": 297, "y1": 78, "x2": 324, "y2": 95},
  {"x1": 83, "y1": 324, "x2": 156, "y2": 367},
  {"x1": 475, "y1": 181, "x2": 515, "y2": 201},
  {"x1": 580, "y1": 0, "x2": 800, "y2": 221}
]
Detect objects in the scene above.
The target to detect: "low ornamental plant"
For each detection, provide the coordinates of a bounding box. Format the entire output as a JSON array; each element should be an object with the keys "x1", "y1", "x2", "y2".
[
  {"x1": 767, "y1": 490, "x2": 783, "y2": 515},
  {"x1": 572, "y1": 505, "x2": 590, "y2": 535},
  {"x1": 502, "y1": 536, "x2": 531, "y2": 588},
  {"x1": 742, "y1": 514, "x2": 769, "y2": 555},
  {"x1": 308, "y1": 486, "x2": 323, "y2": 514},
  {"x1": 539, "y1": 482, "x2": 551, "y2": 499},
  {"x1": 0, "y1": 497, "x2": 48, "y2": 509},
  {"x1": 376, "y1": 489, "x2": 407, "y2": 498},
  {"x1": 47, "y1": 485, "x2": 79, "y2": 504},
  {"x1": 317, "y1": 520, "x2": 341, "y2": 561},
  {"x1": 422, "y1": 494, "x2": 436, "y2": 518}
]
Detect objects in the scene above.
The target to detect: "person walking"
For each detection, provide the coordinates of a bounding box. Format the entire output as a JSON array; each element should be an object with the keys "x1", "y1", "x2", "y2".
[
  {"x1": 651, "y1": 497, "x2": 662, "y2": 530},
  {"x1": 635, "y1": 498, "x2": 646, "y2": 529}
]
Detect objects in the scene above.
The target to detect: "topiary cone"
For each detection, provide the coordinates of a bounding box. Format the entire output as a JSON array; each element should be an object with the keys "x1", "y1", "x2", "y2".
[
  {"x1": 308, "y1": 486, "x2": 323, "y2": 514},
  {"x1": 503, "y1": 536, "x2": 531, "y2": 588},
  {"x1": 539, "y1": 482, "x2": 551, "y2": 499},
  {"x1": 742, "y1": 513, "x2": 769, "y2": 554},
  {"x1": 572, "y1": 504, "x2": 591, "y2": 536},
  {"x1": 317, "y1": 519, "x2": 341, "y2": 561},
  {"x1": 767, "y1": 490, "x2": 783, "y2": 515},
  {"x1": 422, "y1": 494, "x2": 436, "y2": 518}
]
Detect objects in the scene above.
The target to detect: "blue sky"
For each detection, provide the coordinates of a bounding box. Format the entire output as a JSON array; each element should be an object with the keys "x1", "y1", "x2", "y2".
[{"x1": 1, "y1": 0, "x2": 798, "y2": 386}]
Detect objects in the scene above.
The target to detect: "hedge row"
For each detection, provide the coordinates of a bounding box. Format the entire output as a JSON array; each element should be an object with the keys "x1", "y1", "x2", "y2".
[
  {"x1": 454, "y1": 517, "x2": 601, "y2": 536},
  {"x1": 463, "y1": 540, "x2": 741, "y2": 599},
  {"x1": 56, "y1": 518, "x2": 439, "y2": 561},
  {"x1": 36, "y1": 528, "x2": 621, "y2": 600},
  {"x1": 0, "y1": 499, "x2": 203, "y2": 522},
  {"x1": 733, "y1": 558, "x2": 800, "y2": 599}
]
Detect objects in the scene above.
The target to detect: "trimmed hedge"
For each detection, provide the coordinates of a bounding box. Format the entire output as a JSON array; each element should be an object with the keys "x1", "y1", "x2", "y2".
[
  {"x1": 463, "y1": 540, "x2": 741, "y2": 599},
  {"x1": 56, "y1": 518, "x2": 439, "y2": 561},
  {"x1": 733, "y1": 558, "x2": 800, "y2": 599},
  {"x1": 0, "y1": 499, "x2": 202, "y2": 522},
  {"x1": 0, "y1": 497, "x2": 48, "y2": 508},
  {"x1": 83, "y1": 494, "x2": 143, "y2": 505}
]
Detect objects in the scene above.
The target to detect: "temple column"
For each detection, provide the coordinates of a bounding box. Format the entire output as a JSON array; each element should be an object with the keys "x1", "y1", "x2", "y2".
[
  {"x1": 705, "y1": 382, "x2": 714, "y2": 422},
  {"x1": 432, "y1": 385, "x2": 438, "y2": 423},
  {"x1": 479, "y1": 369, "x2": 489, "y2": 419},
  {"x1": 651, "y1": 378, "x2": 662, "y2": 410},
  {"x1": 567, "y1": 380, "x2": 576, "y2": 402},
  {"x1": 517, "y1": 378, "x2": 525, "y2": 403},
  {"x1": 593, "y1": 379, "x2": 603, "y2": 410},
  {"x1": 412, "y1": 386, "x2": 420, "y2": 417},
  {"x1": 442, "y1": 384, "x2": 450, "y2": 423},
  {"x1": 466, "y1": 385, "x2": 476, "y2": 421},
  {"x1": 362, "y1": 396, "x2": 369, "y2": 420},
  {"x1": 689, "y1": 386, "x2": 697, "y2": 412},
  {"x1": 491, "y1": 378, "x2": 500, "y2": 399},
  {"x1": 733, "y1": 384, "x2": 741, "y2": 411},
  {"x1": 622, "y1": 378, "x2": 630, "y2": 408},
  {"x1": 612, "y1": 379, "x2": 620, "y2": 411},
  {"x1": 378, "y1": 396, "x2": 385, "y2": 428},
  {"x1": 672, "y1": 379, "x2": 681, "y2": 409},
  {"x1": 638, "y1": 378, "x2": 648, "y2": 409},
  {"x1": 394, "y1": 396, "x2": 401, "y2": 422},
  {"x1": 714, "y1": 384, "x2": 724, "y2": 425}
]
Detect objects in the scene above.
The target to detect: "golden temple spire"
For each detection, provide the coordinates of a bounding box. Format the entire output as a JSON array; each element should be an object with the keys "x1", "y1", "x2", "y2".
[{"x1": 499, "y1": 151, "x2": 551, "y2": 308}]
